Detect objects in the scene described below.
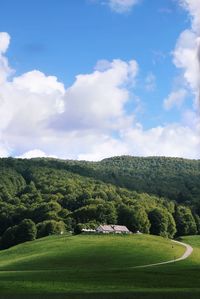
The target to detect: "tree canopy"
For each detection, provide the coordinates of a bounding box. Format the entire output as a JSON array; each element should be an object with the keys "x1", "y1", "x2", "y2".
[{"x1": 0, "y1": 156, "x2": 199, "y2": 248}]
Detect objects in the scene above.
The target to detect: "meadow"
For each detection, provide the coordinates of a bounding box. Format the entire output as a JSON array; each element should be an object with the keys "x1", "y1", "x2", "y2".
[{"x1": 0, "y1": 234, "x2": 199, "y2": 299}]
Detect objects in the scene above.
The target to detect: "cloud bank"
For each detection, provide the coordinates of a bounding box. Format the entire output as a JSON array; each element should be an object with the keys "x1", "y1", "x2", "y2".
[
  {"x1": 166, "y1": 0, "x2": 200, "y2": 111},
  {"x1": 0, "y1": 0, "x2": 200, "y2": 161}
]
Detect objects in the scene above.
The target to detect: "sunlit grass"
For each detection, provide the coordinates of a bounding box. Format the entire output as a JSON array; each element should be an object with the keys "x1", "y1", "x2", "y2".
[{"x1": 0, "y1": 234, "x2": 199, "y2": 299}]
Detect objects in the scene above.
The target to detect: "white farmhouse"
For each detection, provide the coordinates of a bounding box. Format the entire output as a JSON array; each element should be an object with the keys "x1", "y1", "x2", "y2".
[
  {"x1": 96, "y1": 225, "x2": 130, "y2": 234},
  {"x1": 96, "y1": 225, "x2": 115, "y2": 234},
  {"x1": 112, "y1": 225, "x2": 130, "y2": 234}
]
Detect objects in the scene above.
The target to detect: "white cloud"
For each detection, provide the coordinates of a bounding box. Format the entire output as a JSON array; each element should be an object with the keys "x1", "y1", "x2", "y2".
[
  {"x1": 15, "y1": 122, "x2": 200, "y2": 161},
  {"x1": 107, "y1": 0, "x2": 139, "y2": 13},
  {"x1": 0, "y1": 30, "x2": 199, "y2": 161},
  {"x1": 164, "y1": 0, "x2": 200, "y2": 117},
  {"x1": 159, "y1": 0, "x2": 200, "y2": 160},
  {"x1": 13, "y1": 70, "x2": 65, "y2": 95},
  {"x1": 77, "y1": 135, "x2": 129, "y2": 161},
  {"x1": 0, "y1": 74, "x2": 65, "y2": 135},
  {"x1": 0, "y1": 35, "x2": 140, "y2": 160},
  {"x1": 173, "y1": 30, "x2": 200, "y2": 101},
  {"x1": 52, "y1": 59, "x2": 138, "y2": 131},
  {"x1": 75, "y1": 122, "x2": 200, "y2": 161},
  {"x1": 172, "y1": 1, "x2": 200, "y2": 107},
  {"x1": 0, "y1": 145, "x2": 9, "y2": 157},
  {"x1": 182, "y1": 108, "x2": 200, "y2": 129},
  {"x1": 163, "y1": 89, "x2": 187, "y2": 110},
  {"x1": 0, "y1": 32, "x2": 10, "y2": 54},
  {"x1": 179, "y1": 0, "x2": 200, "y2": 33},
  {"x1": 17, "y1": 149, "x2": 56, "y2": 159},
  {"x1": 122, "y1": 124, "x2": 200, "y2": 159},
  {"x1": 0, "y1": 32, "x2": 12, "y2": 85}
]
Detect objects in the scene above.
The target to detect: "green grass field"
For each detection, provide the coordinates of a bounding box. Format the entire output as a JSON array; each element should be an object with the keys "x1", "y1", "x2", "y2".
[{"x1": 0, "y1": 234, "x2": 199, "y2": 299}]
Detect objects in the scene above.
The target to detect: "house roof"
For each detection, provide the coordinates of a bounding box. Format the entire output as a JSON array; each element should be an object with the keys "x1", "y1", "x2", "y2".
[
  {"x1": 112, "y1": 225, "x2": 130, "y2": 232},
  {"x1": 98, "y1": 225, "x2": 115, "y2": 232},
  {"x1": 97, "y1": 225, "x2": 130, "y2": 232}
]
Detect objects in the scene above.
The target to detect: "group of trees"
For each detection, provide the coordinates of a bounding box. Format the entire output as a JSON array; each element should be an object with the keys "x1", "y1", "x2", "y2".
[
  {"x1": 1, "y1": 219, "x2": 37, "y2": 249},
  {"x1": 0, "y1": 217, "x2": 66, "y2": 249},
  {"x1": 0, "y1": 156, "x2": 199, "y2": 249}
]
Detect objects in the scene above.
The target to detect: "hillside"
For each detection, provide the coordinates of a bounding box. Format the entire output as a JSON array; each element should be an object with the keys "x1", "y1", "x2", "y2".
[
  {"x1": 0, "y1": 156, "x2": 199, "y2": 249},
  {"x1": 47, "y1": 155, "x2": 200, "y2": 205},
  {"x1": 0, "y1": 234, "x2": 199, "y2": 299},
  {"x1": 3, "y1": 155, "x2": 199, "y2": 203},
  {"x1": 0, "y1": 234, "x2": 184, "y2": 271}
]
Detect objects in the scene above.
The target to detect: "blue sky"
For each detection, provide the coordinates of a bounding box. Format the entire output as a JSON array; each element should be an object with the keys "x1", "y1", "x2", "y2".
[{"x1": 0, "y1": 0, "x2": 199, "y2": 160}]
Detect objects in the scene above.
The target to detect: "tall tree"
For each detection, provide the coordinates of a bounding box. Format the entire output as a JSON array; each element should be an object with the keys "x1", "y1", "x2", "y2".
[{"x1": 174, "y1": 206, "x2": 197, "y2": 236}]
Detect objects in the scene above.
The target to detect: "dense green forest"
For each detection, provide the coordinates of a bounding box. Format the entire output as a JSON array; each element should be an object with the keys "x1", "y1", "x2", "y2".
[{"x1": 0, "y1": 156, "x2": 199, "y2": 249}]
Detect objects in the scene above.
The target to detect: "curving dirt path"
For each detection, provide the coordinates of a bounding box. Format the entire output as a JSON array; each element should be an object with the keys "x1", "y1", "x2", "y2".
[{"x1": 133, "y1": 240, "x2": 193, "y2": 269}]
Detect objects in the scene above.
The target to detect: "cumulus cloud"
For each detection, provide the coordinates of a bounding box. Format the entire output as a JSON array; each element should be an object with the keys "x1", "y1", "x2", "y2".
[
  {"x1": 77, "y1": 135, "x2": 129, "y2": 161},
  {"x1": 171, "y1": 1, "x2": 200, "y2": 107},
  {"x1": 17, "y1": 149, "x2": 56, "y2": 159},
  {"x1": 179, "y1": 0, "x2": 200, "y2": 33},
  {"x1": 78, "y1": 123, "x2": 200, "y2": 160},
  {"x1": 164, "y1": 0, "x2": 200, "y2": 123},
  {"x1": 52, "y1": 59, "x2": 138, "y2": 131},
  {"x1": 0, "y1": 35, "x2": 140, "y2": 159},
  {"x1": 0, "y1": 72, "x2": 65, "y2": 136},
  {"x1": 0, "y1": 29, "x2": 199, "y2": 161},
  {"x1": 0, "y1": 37, "x2": 66, "y2": 157},
  {"x1": 173, "y1": 30, "x2": 200, "y2": 104},
  {"x1": 163, "y1": 89, "x2": 187, "y2": 110},
  {"x1": 182, "y1": 108, "x2": 200, "y2": 129},
  {"x1": 122, "y1": 124, "x2": 200, "y2": 158},
  {"x1": 13, "y1": 70, "x2": 65, "y2": 95},
  {"x1": 107, "y1": 0, "x2": 139, "y2": 13}
]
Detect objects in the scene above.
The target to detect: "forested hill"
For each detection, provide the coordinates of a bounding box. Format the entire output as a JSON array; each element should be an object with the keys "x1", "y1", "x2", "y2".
[
  {"x1": 0, "y1": 156, "x2": 200, "y2": 203},
  {"x1": 62, "y1": 156, "x2": 200, "y2": 205},
  {"x1": 1, "y1": 156, "x2": 200, "y2": 205},
  {"x1": 0, "y1": 156, "x2": 199, "y2": 249}
]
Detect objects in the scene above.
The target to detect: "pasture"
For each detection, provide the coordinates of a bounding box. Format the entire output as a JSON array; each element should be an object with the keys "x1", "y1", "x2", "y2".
[{"x1": 0, "y1": 234, "x2": 199, "y2": 299}]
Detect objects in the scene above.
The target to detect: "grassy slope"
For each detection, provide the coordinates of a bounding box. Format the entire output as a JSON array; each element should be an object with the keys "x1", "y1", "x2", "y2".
[
  {"x1": 0, "y1": 234, "x2": 199, "y2": 299},
  {"x1": 0, "y1": 234, "x2": 185, "y2": 271}
]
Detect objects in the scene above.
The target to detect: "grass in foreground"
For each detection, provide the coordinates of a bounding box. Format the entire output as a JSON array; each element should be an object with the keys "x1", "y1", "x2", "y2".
[{"x1": 0, "y1": 234, "x2": 199, "y2": 299}]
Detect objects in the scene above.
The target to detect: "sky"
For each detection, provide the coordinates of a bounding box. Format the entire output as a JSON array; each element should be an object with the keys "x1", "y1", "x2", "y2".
[{"x1": 0, "y1": 0, "x2": 199, "y2": 160}]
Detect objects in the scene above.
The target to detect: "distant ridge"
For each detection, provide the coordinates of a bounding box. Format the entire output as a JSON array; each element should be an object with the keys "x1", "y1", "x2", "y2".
[{"x1": 1, "y1": 156, "x2": 200, "y2": 204}]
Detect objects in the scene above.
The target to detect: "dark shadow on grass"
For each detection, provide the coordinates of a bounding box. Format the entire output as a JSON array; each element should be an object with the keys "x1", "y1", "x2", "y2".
[{"x1": 0, "y1": 292, "x2": 200, "y2": 299}]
